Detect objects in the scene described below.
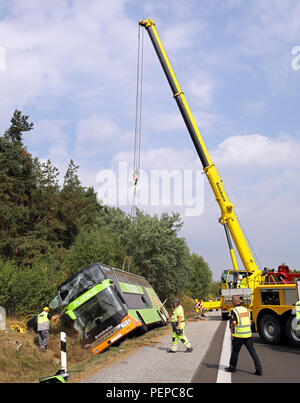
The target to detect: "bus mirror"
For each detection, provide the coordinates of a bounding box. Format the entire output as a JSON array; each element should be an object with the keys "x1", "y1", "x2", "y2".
[{"x1": 49, "y1": 295, "x2": 60, "y2": 309}]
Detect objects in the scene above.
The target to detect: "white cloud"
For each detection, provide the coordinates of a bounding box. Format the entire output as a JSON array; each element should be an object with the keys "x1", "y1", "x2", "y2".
[
  {"x1": 179, "y1": 132, "x2": 300, "y2": 278},
  {"x1": 140, "y1": 107, "x2": 225, "y2": 136},
  {"x1": 225, "y1": 0, "x2": 300, "y2": 94},
  {"x1": 113, "y1": 147, "x2": 198, "y2": 172},
  {"x1": 75, "y1": 115, "x2": 122, "y2": 157},
  {"x1": 161, "y1": 21, "x2": 203, "y2": 53},
  {"x1": 24, "y1": 118, "x2": 71, "y2": 181},
  {"x1": 241, "y1": 1, "x2": 300, "y2": 52},
  {"x1": 0, "y1": 0, "x2": 136, "y2": 121},
  {"x1": 211, "y1": 133, "x2": 300, "y2": 168},
  {"x1": 242, "y1": 100, "x2": 268, "y2": 116},
  {"x1": 186, "y1": 72, "x2": 218, "y2": 109}
]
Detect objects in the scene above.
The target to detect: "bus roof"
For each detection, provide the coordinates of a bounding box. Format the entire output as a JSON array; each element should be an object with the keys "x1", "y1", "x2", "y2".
[{"x1": 58, "y1": 262, "x2": 152, "y2": 290}]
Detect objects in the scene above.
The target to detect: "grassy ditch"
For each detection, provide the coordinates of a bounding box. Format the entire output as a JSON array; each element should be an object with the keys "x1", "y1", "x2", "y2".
[
  {"x1": 0, "y1": 296, "x2": 197, "y2": 383},
  {"x1": 0, "y1": 317, "x2": 172, "y2": 383}
]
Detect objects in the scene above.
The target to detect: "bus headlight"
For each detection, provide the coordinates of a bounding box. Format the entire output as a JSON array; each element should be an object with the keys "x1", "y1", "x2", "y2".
[{"x1": 121, "y1": 319, "x2": 130, "y2": 328}]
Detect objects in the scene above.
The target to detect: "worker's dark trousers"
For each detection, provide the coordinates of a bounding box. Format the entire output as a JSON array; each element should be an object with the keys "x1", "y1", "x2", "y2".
[
  {"x1": 229, "y1": 337, "x2": 262, "y2": 372},
  {"x1": 38, "y1": 330, "x2": 49, "y2": 349}
]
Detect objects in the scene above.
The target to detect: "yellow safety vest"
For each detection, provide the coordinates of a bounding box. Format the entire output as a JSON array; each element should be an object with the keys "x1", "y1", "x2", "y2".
[
  {"x1": 296, "y1": 301, "x2": 300, "y2": 331},
  {"x1": 232, "y1": 306, "x2": 252, "y2": 338},
  {"x1": 37, "y1": 311, "x2": 50, "y2": 331},
  {"x1": 171, "y1": 305, "x2": 185, "y2": 329}
]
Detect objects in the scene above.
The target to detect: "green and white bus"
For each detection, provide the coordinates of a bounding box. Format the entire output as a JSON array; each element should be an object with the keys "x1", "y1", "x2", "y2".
[{"x1": 50, "y1": 262, "x2": 169, "y2": 354}]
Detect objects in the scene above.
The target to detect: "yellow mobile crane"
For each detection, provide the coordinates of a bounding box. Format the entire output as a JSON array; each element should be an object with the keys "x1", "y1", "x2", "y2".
[{"x1": 139, "y1": 18, "x2": 300, "y2": 347}]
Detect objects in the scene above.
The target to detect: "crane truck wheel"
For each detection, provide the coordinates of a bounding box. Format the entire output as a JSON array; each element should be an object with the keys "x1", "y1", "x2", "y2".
[
  {"x1": 258, "y1": 313, "x2": 282, "y2": 345},
  {"x1": 284, "y1": 315, "x2": 300, "y2": 347}
]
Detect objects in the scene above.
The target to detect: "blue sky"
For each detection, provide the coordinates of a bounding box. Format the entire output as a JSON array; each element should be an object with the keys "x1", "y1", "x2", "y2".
[{"x1": 0, "y1": 0, "x2": 300, "y2": 280}]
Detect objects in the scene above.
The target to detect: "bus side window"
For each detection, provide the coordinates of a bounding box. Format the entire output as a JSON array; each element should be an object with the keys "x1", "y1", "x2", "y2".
[{"x1": 141, "y1": 296, "x2": 148, "y2": 306}]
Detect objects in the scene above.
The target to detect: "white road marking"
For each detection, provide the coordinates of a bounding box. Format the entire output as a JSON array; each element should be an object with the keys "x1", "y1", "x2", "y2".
[{"x1": 216, "y1": 322, "x2": 232, "y2": 383}]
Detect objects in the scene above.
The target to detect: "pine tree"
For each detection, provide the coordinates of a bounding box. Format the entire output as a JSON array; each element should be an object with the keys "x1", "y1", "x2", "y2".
[
  {"x1": 0, "y1": 110, "x2": 38, "y2": 262},
  {"x1": 63, "y1": 159, "x2": 80, "y2": 190},
  {"x1": 3, "y1": 109, "x2": 34, "y2": 143},
  {"x1": 58, "y1": 160, "x2": 100, "y2": 249},
  {"x1": 33, "y1": 158, "x2": 65, "y2": 254}
]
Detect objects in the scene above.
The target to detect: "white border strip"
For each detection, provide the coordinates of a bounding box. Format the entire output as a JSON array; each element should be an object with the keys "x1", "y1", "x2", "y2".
[{"x1": 216, "y1": 322, "x2": 232, "y2": 383}]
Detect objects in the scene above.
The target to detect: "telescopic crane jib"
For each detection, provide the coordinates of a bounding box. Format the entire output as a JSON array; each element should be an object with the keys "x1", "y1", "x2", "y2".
[
  {"x1": 138, "y1": 18, "x2": 260, "y2": 280},
  {"x1": 139, "y1": 19, "x2": 300, "y2": 349}
]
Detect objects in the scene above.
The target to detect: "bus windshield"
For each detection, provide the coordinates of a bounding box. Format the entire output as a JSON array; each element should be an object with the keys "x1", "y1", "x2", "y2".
[
  {"x1": 59, "y1": 263, "x2": 106, "y2": 306},
  {"x1": 74, "y1": 286, "x2": 127, "y2": 344}
]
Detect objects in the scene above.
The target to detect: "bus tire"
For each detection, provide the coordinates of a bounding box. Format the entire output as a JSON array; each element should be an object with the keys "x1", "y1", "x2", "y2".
[
  {"x1": 136, "y1": 313, "x2": 147, "y2": 335},
  {"x1": 258, "y1": 313, "x2": 282, "y2": 345},
  {"x1": 285, "y1": 314, "x2": 300, "y2": 347}
]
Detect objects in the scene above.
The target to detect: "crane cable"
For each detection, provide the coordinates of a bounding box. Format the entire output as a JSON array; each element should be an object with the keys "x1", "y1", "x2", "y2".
[
  {"x1": 131, "y1": 23, "x2": 144, "y2": 220},
  {"x1": 123, "y1": 24, "x2": 144, "y2": 272},
  {"x1": 236, "y1": 215, "x2": 263, "y2": 270}
]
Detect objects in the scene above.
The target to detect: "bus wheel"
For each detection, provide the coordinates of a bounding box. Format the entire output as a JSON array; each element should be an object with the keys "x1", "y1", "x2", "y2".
[
  {"x1": 285, "y1": 315, "x2": 300, "y2": 347},
  {"x1": 137, "y1": 313, "x2": 147, "y2": 335},
  {"x1": 258, "y1": 313, "x2": 282, "y2": 344}
]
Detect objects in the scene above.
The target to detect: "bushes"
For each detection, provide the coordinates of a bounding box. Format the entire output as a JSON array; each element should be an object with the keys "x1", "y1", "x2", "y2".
[
  {"x1": 125, "y1": 211, "x2": 191, "y2": 301},
  {"x1": 63, "y1": 229, "x2": 125, "y2": 275},
  {"x1": 0, "y1": 260, "x2": 63, "y2": 315}
]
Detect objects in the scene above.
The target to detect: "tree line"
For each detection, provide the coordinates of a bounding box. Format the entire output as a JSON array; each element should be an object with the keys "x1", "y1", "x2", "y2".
[{"x1": 0, "y1": 110, "x2": 219, "y2": 315}]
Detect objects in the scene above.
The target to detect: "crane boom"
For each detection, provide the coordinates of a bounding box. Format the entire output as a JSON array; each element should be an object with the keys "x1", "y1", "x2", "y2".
[{"x1": 139, "y1": 18, "x2": 260, "y2": 276}]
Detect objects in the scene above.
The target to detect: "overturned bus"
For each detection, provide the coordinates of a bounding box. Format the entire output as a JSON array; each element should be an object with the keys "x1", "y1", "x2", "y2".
[{"x1": 49, "y1": 262, "x2": 169, "y2": 354}]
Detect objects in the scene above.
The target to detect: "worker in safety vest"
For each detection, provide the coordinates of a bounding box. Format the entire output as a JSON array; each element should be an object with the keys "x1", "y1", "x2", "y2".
[
  {"x1": 225, "y1": 295, "x2": 263, "y2": 376},
  {"x1": 167, "y1": 298, "x2": 193, "y2": 353},
  {"x1": 236, "y1": 275, "x2": 243, "y2": 288},
  {"x1": 37, "y1": 307, "x2": 50, "y2": 351},
  {"x1": 296, "y1": 300, "x2": 300, "y2": 331}
]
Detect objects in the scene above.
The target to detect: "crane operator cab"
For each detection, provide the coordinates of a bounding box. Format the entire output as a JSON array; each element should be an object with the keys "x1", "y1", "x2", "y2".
[
  {"x1": 220, "y1": 269, "x2": 253, "y2": 319},
  {"x1": 221, "y1": 270, "x2": 250, "y2": 290}
]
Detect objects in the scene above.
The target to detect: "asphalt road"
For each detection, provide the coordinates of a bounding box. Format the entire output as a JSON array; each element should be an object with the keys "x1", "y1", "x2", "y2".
[
  {"x1": 193, "y1": 316, "x2": 300, "y2": 383},
  {"x1": 83, "y1": 312, "x2": 221, "y2": 383},
  {"x1": 83, "y1": 311, "x2": 300, "y2": 384}
]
